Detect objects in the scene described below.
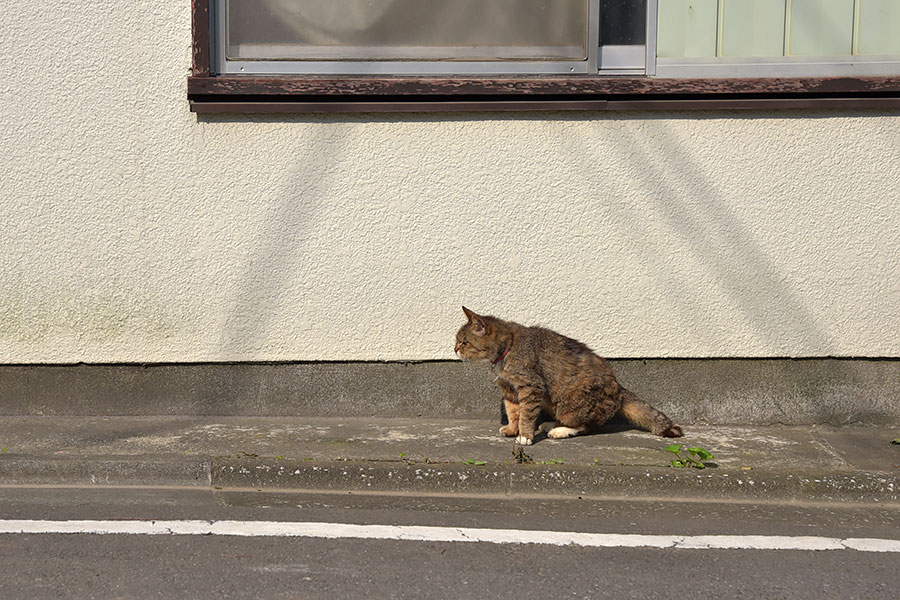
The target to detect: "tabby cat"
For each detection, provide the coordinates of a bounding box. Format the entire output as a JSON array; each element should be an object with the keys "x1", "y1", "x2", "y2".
[{"x1": 455, "y1": 307, "x2": 683, "y2": 445}]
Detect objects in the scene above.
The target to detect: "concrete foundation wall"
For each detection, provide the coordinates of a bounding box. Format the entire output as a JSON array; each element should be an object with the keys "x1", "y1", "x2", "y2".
[
  {"x1": 1, "y1": 3, "x2": 899, "y2": 363},
  {"x1": 2, "y1": 360, "x2": 898, "y2": 426}
]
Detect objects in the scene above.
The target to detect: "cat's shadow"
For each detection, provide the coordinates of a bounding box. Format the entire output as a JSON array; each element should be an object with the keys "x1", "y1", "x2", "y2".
[
  {"x1": 530, "y1": 414, "x2": 639, "y2": 443},
  {"x1": 502, "y1": 408, "x2": 642, "y2": 442},
  {"x1": 594, "y1": 414, "x2": 637, "y2": 435}
]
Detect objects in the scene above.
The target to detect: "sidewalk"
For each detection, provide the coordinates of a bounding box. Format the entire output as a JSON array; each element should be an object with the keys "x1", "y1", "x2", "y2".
[{"x1": 1, "y1": 416, "x2": 897, "y2": 504}]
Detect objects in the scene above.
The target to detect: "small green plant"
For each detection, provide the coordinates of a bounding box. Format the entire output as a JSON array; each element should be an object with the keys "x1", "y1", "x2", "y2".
[
  {"x1": 512, "y1": 446, "x2": 533, "y2": 464},
  {"x1": 463, "y1": 458, "x2": 487, "y2": 466},
  {"x1": 537, "y1": 458, "x2": 565, "y2": 465},
  {"x1": 275, "y1": 455, "x2": 285, "y2": 460},
  {"x1": 1, "y1": 446, "x2": 7, "y2": 453},
  {"x1": 665, "y1": 444, "x2": 714, "y2": 469},
  {"x1": 891, "y1": 438, "x2": 900, "y2": 445}
]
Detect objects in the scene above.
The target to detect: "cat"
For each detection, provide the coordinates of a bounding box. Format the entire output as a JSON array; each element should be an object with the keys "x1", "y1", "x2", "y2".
[{"x1": 455, "y1": 306, "x2": 683, "y2": 445}]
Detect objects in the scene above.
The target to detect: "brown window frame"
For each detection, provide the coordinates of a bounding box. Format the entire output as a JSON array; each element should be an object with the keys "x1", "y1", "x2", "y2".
[{"x1": 189, "y1": 0, "x2": 900, "y2": 114}]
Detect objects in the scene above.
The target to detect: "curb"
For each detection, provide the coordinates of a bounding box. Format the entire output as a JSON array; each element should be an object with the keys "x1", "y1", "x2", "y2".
[
  {"x1": 3, "y1": 454, "x2": 898, "y2": 505},
  {"x1": 211, "y1": 458, "x2": 900, "y2": 505},
  {"x1": 0, "y1": 455, "x2": 211, "y2": 488}
]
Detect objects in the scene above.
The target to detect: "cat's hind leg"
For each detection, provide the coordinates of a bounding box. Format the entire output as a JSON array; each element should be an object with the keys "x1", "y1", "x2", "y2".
[
  {"x1": 546, "y1": 424, "x2": 587, "y2": 439},
  {"x1": 543, "y1": 410, "x2": 590, "y2": 439},
  {"x1": 550, "y1": 375, "x2": 620, "y2": 439}
]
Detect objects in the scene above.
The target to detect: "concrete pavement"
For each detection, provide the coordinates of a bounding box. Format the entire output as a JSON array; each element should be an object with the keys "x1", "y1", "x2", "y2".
[{"x1": 1, "y1": 416, "x2": 897, "y2": 504}]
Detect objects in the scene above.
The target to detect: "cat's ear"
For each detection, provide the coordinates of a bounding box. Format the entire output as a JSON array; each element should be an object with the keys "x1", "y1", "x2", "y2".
[{"x1": 462, "y1": 306, "x2": 487, "y2": 336}]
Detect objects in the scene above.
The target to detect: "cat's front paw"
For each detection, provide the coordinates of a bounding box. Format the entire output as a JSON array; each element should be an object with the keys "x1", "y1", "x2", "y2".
[
  {"x1": 515, "y1": 435, "x2": 533, "y2": 446},
  {"x1": 499, "y1": 425, "x2": 518, "y2": 437}
]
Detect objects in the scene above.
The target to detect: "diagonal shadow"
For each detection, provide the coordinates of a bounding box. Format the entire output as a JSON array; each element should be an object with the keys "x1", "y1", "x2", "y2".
[
  {"x1": 195, "y1": 115, "x2": 344, "y2": 359},
  {"x1": 569, "y1": 110, "x2": 836, "y2": 356}
]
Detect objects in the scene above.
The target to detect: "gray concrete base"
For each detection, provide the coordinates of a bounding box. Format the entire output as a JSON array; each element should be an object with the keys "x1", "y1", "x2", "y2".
[{"x1": 1, "y1": 359, "x2": 898, "y2": 425}]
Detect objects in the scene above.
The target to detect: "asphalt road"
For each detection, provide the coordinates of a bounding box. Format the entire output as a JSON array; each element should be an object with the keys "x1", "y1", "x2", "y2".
[{"x1": 1, "y1": 486, "x2": 898, "y2": 599}]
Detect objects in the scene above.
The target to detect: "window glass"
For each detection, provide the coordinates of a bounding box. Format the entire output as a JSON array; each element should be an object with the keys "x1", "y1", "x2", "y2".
[
  {"x1": 788, "y1": 0, "x2": 854, "y2": 56},
  {"x1": 722, "y1": 0, "x2": 786, "y2": 57},
  {"x1": 857, "y1": 0, "x2": 900, "y2": 55},
  {"x1": 226, "y1": 0, "x2": 589, "y2": 61},
  {"x1": 656, "y1": 0, "x2": 719, "y2": 58},
  {"x1": 659, "y1": 0, "x2": 900, "y2": 60},
  {"x1": 600, "y1": 0, "x2": 647, "y2": 45}
]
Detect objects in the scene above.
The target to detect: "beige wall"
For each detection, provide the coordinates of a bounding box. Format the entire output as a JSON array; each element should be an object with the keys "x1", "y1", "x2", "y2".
[{"x1": 1, "y1": 3, "x2": 898, "y2": 363}]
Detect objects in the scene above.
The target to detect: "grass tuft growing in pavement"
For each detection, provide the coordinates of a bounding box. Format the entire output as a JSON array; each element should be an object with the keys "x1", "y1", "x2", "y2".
[{"x1": 665, "y1": 444, "x2": 715, "y2": 469}]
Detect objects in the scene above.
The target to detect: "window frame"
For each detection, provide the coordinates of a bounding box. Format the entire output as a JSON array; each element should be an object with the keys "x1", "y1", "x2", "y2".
[{"x1": 188, "y1": 0, "x2": 900, "y2": 113}]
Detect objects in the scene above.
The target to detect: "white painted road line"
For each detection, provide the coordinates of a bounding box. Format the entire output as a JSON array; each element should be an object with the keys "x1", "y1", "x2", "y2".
[{"x1": 1, "y1": 520, "x2": 899, "y2": 553}]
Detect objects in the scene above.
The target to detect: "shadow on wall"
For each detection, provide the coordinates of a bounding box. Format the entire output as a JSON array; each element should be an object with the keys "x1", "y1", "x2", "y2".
[
  {"x1": 204, "y1": 117, "x2": 342, "y2": 359},
  {"x1": 605, "y1": 116, "x2": 829, "y2": 353},
  {"x1": 575, "y1": 113, "x2": 880, "y2": 423}
]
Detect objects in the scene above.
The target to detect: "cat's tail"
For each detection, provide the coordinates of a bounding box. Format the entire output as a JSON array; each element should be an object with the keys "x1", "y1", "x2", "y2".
[{"x1": 618, "y1": 388, "x2": 683, "y2": 437}]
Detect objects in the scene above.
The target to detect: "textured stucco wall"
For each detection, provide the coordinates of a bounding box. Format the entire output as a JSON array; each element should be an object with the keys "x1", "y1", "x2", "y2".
[{"x1": 1, "y1": 3, "x2": 899, "y2": 363}]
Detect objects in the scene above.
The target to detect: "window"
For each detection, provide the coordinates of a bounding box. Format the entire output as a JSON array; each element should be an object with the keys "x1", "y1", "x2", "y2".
[
  {"x1": 189, "y1": 0, "x2": 900, "y2": 112},
  {"x1": 215, "y1": 0, "x2": 650, "y2": 75},
  {"x1": 657, "y1": 0, "x2": 900, "y2": 77}
]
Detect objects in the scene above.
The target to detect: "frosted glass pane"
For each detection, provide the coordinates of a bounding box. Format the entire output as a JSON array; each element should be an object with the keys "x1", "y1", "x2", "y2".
[
  {"x1": 857, "y1": 0, "x2": 900, "y2": 55},
  {"x1": 789, "y1": 0, "x2": 854, "y2": 56},
  {"x1": 722, "y1": 0, "x2": 786, "y2": 57},
  {"x1": 227, "y1": 0, "x2": 589, "y2": 61},
  {"x1": 656, "y1": 0, "x2": 720, "y2": 58}
]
